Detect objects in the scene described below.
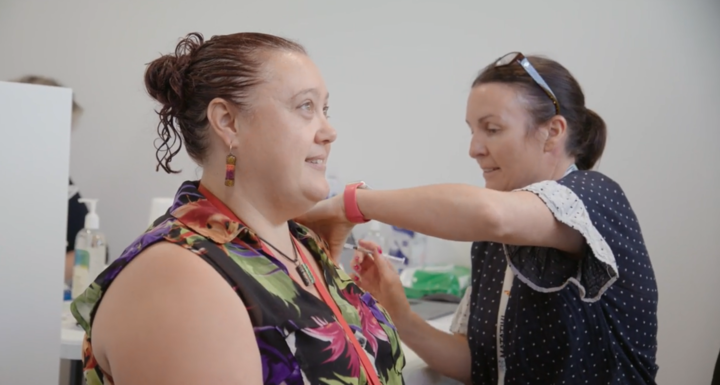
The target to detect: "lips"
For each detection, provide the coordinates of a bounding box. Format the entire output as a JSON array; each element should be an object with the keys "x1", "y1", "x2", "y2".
[
  {"x1": 482, "y1": 167, "x2": 499, "y2": 174},
  {"x1": 305, "y1": 155, "x2": 327, "y2": 170}
]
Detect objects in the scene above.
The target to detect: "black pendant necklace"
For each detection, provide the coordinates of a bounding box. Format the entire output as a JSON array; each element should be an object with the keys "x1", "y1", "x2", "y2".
[{"x1": 258, "y1": 235, "x2": 315, "y2": 287}]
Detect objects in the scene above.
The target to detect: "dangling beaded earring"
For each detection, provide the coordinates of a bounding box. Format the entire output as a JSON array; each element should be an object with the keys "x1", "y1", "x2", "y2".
[{"x1": 225, "y1": 145, "x2": 236, "y2": 187}]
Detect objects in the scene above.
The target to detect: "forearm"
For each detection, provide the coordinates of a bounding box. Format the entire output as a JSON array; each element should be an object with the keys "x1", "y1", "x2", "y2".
[
  {"x1": 395, "y1": 311, "x2": 472, "y2": 384},
  {"x1": 356, "y1": 184, "x2": 502, "y2": 242}
]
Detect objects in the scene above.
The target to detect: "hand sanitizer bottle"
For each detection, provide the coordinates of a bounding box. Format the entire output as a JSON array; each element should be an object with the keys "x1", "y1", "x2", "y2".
[{"x1": 71, "y1": 199, "x2": 107, "y2": 299}]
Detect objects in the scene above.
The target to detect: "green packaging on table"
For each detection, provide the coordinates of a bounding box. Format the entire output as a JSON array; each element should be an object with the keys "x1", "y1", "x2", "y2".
[{"x1": 399, "y1": 265, "x2": 471, "y2": 300}]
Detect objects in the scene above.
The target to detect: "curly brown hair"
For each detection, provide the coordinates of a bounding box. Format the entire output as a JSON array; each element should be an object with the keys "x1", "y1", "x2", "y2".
[{"x1": 144, "y1": 32, "x2": 306, "y2": 174}]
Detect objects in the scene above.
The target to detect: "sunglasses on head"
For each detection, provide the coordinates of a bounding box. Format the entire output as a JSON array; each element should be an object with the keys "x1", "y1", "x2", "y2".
[{"x1": 494, "y1": 52, "x2": 560, "y2": 116}]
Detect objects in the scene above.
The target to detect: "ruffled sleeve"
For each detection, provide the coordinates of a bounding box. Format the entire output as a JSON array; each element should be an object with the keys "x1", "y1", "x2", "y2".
[
  {"x1": 506, "y1": 171, "x2": 620, "y2": 302},
  {"x1": 449, "y1": 287, "x2": 472, "y2": 335}
]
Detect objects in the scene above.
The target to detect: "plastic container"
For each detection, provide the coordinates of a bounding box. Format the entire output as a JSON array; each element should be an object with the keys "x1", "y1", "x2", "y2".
[
  {"x1": 399, "y1": 264, "x2": 471, "y2": 300},
  {"x1": 70, "y1": 199, "x2": 107, "y2": 299}
]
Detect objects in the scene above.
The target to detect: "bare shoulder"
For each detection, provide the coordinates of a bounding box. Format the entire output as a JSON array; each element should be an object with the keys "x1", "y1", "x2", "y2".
[{"x1": 92, "y1": 241, "x2": 262, "y2": 385}]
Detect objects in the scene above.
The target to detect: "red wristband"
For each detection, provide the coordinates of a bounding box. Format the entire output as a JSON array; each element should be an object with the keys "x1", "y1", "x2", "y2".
[{"x1": 343, "y1": 182, "x2": 370, "y2": 223}]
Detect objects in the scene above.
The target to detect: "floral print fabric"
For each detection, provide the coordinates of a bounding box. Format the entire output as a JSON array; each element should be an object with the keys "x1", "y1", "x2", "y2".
[{"x1": 71, "y1": 181, "x2": 405, "y2": 385}]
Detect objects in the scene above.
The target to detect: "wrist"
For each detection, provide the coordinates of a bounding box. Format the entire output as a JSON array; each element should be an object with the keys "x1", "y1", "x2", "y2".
[
  {"x1": 343, "y1": 181, "x2": 370, "y2": 223},
  {"x1": 355, "y1": 189, "x2": 370, "y2": 221}
]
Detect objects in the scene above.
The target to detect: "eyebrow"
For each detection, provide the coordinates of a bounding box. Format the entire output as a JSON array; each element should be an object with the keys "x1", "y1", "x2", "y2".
[
  {"x1": 292, "y1": 88, "x2": 330, "y2": 101},
  {"x1": 465, "y1": 114, "x2": 496, "y2": 126}
]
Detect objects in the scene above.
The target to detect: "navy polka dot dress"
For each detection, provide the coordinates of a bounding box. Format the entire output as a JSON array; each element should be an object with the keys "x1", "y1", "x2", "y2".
[{"x1": 463, "y1": 170, "x2": 658, "y2": 384}]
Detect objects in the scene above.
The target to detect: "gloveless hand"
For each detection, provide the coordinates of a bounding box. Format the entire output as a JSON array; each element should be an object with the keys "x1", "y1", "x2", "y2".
[
  {"x1": 349, "y1": 239, "x2": 411, "y2": 321},
  {"x1": 294, "y1": 194, "x2": 355, "y2": 263}
]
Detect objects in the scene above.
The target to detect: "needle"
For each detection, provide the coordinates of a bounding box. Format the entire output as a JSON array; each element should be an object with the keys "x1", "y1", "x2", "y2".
[{"x1": 343, "y1": 243, "x2": 406, "y2": 265}]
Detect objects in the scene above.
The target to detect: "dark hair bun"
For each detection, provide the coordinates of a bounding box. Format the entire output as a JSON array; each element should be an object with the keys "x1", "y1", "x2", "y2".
[
  {"x1": 145, "y1": 55, "x2": 183, "y2": 107},
  {"x1": 576, "y1": 108, "x2": 607, "y2": 170},
  {"x1": 144, "y1": 33, "x2": 204, "y2": 110}
]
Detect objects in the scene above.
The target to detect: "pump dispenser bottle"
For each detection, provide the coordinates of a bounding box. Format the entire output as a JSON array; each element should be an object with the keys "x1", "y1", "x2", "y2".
[{"x1": 71, "y1": 199, "x2": 107, "y2": 299}]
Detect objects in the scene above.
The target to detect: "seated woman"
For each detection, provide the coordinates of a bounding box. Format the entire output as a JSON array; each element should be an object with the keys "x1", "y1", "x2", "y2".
[{"x1": 71, "y1": 32, "x2": 404, "y2": 385}]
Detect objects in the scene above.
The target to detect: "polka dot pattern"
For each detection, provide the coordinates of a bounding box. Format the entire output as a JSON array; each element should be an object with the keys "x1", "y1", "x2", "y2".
[{"x1": 467, "y1": 171, "x2": 659, "y2": 384}]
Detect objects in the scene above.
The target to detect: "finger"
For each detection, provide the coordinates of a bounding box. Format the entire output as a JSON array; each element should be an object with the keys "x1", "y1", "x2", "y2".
[
  {"x1": 353, "y1": 258, "x2": 379, "y2": 278},
  {"x1": 353, "y1": 245, "x2": 379, "y2": 268},
  {"x1": 357, "y1": 239, "x2": 397, "y2": 276},
  {"x1": 357, "y1": 239, "x2": 385, "y2": 269},
  {"x1": 349, "y1": 273, "x2": 364, "y2": 288},
  {"x1": 358, "y1": 239, "x2": 381, "y2": 254},
  {"x1": 355, "y1": 251, "x2": 379, "y2": 273},
  {"x1": 351, "y1": 253, "x2": 369, "y2": 273},
  {"x1": 351, "y1": 259, "x2": 363, "y2": 274},
  {"x1": 352, "y1": 249, "x2": 366, "y2": 266}
]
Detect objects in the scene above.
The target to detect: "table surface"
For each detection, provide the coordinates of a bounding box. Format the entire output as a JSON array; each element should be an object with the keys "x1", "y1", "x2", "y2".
[{"x1": 61, "y1": 305, "x2": 460, "y2": 384}]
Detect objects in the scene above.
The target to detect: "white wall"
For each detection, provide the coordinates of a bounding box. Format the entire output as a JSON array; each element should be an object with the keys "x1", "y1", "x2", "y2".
[
  {"x1": 0, "y1": 82, "x2": 72, "y2": 385},
  {"x1": 1, "y1": 1, "x2": 718, "y2": 383}
]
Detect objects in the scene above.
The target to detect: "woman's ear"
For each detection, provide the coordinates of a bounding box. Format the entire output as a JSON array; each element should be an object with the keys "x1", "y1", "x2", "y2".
[
  {"x1": 543, "y1": 115, "x2": 568, "y2": 153},
  {"x1": 207, "y1": 98, "x2": 238, "y2": 148}
]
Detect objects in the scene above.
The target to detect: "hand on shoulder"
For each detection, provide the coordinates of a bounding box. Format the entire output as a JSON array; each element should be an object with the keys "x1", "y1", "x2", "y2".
[{"x1": 295, "y1": 194, "x2": 355, "y2": 263}]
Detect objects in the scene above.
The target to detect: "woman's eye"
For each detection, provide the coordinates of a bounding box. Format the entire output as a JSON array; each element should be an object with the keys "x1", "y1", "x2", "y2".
[
  {"x1": 323, "y1": 106, "x2": 330, "y2": 118},
  {"x1": 300, "y1": 101, "x2": 313, "y2": 111}
]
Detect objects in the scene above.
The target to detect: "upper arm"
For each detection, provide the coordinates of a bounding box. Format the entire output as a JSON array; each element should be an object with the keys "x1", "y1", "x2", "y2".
[
  {"x1": 491, "y1": 190, "x2": 585, "y2": 255},
  {"x1": 488, "y1": 173, "x2": 622, "y2": 302},
  {"x1": 92, "y1": 242, "x2": 262, "y2": 385}
]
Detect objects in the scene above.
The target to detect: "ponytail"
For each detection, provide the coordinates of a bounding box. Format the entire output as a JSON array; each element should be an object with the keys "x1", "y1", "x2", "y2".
[{"x1": 575, "y1": 108, "x2": 607, "y2": 170}]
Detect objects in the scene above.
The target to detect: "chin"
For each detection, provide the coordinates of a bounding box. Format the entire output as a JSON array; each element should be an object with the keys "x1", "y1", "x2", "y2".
[{"x1": 303, "y1": 181, "x2": 330, "y2": 203}]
